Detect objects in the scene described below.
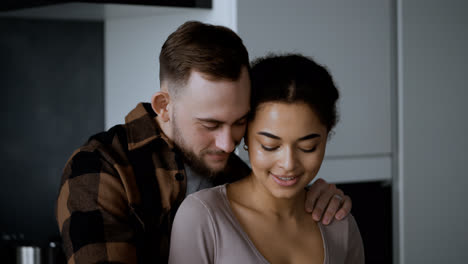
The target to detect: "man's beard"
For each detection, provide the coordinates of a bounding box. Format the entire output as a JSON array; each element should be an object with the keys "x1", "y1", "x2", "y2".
[{"x1": 172, "y1": 118, "x2": 229, "y2": 180}]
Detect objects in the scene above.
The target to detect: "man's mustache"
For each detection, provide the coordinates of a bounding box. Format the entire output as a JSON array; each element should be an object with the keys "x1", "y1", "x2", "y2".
[{"x1": 204, "y1": 149, "x2": 229, "y2": 155}]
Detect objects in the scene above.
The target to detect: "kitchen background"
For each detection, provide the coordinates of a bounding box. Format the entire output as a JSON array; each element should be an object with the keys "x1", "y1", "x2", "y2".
[{"x1": 1, "y1": 0, "x2": 467, "y2": 263}]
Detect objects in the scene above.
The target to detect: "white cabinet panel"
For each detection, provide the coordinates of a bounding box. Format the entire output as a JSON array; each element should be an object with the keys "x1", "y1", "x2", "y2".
[
  {"x1": 317, "y1": 155, "x2": 392, "y2": 184},
  {"x1": 237, "y1": 0, "x2": 392, "y2": 157}
]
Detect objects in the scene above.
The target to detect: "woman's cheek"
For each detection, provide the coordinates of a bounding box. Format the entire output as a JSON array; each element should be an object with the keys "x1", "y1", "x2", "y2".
[
  {"x1": 306, "y1": 153, "x2": 326, "y2": 176},
  {"x1": 249, "y1": 147, "x2": 273, "y2": 168}
]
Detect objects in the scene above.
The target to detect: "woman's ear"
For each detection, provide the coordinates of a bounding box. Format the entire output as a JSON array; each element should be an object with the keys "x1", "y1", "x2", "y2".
[{"x1": 151, "y1": 91, "x2": 171, "y2": 122}]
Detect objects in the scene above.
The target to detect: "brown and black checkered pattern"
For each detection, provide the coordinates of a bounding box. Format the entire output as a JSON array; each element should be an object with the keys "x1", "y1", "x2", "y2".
[{"x1": 56, "y1": 103, "x2": 251, "y2": 263}]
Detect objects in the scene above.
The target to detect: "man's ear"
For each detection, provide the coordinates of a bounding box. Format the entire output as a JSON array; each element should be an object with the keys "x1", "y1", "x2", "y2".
[{"x1": 151, "y1": 91, "x2": 171, "y2": 122}]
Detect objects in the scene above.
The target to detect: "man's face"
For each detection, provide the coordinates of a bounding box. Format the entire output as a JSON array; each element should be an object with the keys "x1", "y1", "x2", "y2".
[{"x1": 170, "y1": 67, "x2": 250, "y2": 177}]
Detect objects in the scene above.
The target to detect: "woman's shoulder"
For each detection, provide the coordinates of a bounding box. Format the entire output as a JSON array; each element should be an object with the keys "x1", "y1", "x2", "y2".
[
  {"x1": 322, "y1": 213, "x2": 356, "y2": 229},
  {"x1": 187, "y1": 184, "x2": 226, "y2": 202},
  {"x1": 320, "y1": 214, "x2": 365, "y2": 263},
  {"x1": 174, "y1": 185, "x2": 228, "y2": 232},
  {"x1": 320, "y1": 214, "x2": 359, "y2": 241},
  {"x1": 181, "y1": 185, "x2": 228, "y2": 213},
  {"x1": 170, "y1": 187, "x2": 228, "y2": 263}
]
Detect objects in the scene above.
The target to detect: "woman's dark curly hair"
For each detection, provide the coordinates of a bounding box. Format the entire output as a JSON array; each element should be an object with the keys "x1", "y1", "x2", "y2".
[{"x1": 249, "y1": 54, "x2": 340, "y2": 133}]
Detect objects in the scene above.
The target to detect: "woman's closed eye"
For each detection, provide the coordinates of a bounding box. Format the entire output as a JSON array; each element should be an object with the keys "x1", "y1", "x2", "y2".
[
  {"x1": 261, "y1": 145, "x2": 279, "y2": 151},
  {"x1": 300, "y1": 146, "x2": 317, "y2": 153},
  {"x1": 261, "y1": 144, "x2": 318, "y2": 153},
  {"x1": 298, "y1": 141, "x2": 320, "y2": 153}
]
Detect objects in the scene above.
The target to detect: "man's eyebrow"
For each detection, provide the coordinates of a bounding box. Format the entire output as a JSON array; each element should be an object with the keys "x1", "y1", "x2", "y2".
[
  {"x1": 196, "y1": 118, "x2": 222, "y2": 123},
  {"x1": 235, "y1": 112, "x2": 250, "y2": 122},
  {"x1": 257, "y1": 132, "x2": 320, "y2": 141}
]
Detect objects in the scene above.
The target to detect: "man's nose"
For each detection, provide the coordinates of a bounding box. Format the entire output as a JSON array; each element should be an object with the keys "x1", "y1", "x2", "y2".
[{"x1": 215, "y1": 127, "x2": 236, "y2": 153}]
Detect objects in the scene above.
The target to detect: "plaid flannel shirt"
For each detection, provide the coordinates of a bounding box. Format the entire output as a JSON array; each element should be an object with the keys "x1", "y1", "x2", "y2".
[{"x1": 56, "y1": 103, "x2": 250, "y2": 263}]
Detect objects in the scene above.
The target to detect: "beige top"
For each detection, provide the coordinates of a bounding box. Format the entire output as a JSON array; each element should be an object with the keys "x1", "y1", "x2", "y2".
[{"x1": 169, "y1": 185, "x2": 364, "y2": 264}]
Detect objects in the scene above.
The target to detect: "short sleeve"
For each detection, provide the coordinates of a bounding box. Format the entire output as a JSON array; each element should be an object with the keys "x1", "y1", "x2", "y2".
[
  {"x1": 169, "y1": 195, "x2": 216, "y2": 264},
  {"x1": 345, "y1": 215, "x2": 365, "y2": 264}
]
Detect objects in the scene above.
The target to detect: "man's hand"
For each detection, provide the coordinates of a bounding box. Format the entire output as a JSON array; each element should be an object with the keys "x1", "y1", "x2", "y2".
[{"x1": 305, "y1": 178, "x2": 352, "y2": 225}]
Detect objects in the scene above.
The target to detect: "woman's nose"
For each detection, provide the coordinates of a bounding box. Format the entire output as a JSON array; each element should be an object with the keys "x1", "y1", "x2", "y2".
[{"x1": 278, "y1": 147, "x2": 297, "y2": 171}]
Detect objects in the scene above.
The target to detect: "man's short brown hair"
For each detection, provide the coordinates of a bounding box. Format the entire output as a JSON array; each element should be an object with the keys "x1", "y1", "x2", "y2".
[{"x1": 159, "y1": 21, "x2": 250, "y2": 95}]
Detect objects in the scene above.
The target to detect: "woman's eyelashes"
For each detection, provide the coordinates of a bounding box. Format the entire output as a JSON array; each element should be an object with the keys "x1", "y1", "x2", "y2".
[
  {"x1": 300, "y1": 146, "x2": 317, "y2": 153},
  {"x1": 260, "y1": 144, "x2": 318, "y2": 153},
  {"x1": 261, "y1": 145, "x2": 279, "y2": 151}
]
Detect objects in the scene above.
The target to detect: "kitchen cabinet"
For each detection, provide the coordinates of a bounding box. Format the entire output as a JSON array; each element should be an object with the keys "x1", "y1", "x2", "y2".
[
  {"x1": 236, "y1": 0, "x2": 394, "y2": 183},
  {"x1": 0, "y1": 1, "x2": 211, "y2": 21}
]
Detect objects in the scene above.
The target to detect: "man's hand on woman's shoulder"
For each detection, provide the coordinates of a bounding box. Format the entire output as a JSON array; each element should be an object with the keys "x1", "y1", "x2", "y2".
[{"x1": 305, "y1": 178, "x2": 352, "y2": 225}]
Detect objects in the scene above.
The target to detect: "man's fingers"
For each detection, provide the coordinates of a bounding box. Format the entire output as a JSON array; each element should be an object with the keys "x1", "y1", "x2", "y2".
[
  {"x1": 335, "y1": 195, "x2": 352, "y2": 220},
  {"x1": 306, "y1": 179, "x2": 354, "y2": 224},
  {"x1": 321, "y1": 193, "x2": 345, "y2": 225},
  {"x1": 305, "y1": 191, "x2": 320, "y2": 213},
  {"x1": 312, "y1": 204, "x2": 324, "y2": 221},
  {"x1": 305, "y1": 178, "x2": 328, "y2": 214},
  {"x1": 311, "y1": 183, "x2": 337, "y2": 221}
]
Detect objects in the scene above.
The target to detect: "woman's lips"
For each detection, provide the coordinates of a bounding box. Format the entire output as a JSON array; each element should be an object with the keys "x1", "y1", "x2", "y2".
[{"x1": 270, "y1": 173, "x2": 299, "y2": 187}]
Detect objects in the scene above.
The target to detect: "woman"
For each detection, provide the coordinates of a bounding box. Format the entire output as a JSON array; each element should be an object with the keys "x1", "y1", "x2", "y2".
[{"x1": 169, "y1": 54, "x2": 364, "y2": 263}]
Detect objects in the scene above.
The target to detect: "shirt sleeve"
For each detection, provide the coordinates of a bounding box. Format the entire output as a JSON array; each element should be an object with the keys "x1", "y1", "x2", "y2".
[
  {"x1": 345, "y1": 215, "x2": 365, "y2": 264},
  {"x1": 169, "y1": 195, "x2": 216, "y2": 264},
  {"x1": 56, "y1": 148, "x2": 137, "y2": 263}
]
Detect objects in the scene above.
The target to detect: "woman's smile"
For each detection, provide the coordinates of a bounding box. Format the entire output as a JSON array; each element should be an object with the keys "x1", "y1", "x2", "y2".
[{"x1": 270, "y1": 172, "x2": 301, "y2": 187}]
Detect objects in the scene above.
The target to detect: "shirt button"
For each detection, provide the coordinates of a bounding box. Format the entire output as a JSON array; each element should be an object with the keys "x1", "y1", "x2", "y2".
[{"x1": 175, "y1": 173, "x2": 184, "y2": 181}]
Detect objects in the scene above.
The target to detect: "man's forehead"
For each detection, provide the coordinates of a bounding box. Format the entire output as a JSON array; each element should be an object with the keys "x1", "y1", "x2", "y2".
[{"x1": 190, "y1": 67, "x2": 251, "y2": 82}]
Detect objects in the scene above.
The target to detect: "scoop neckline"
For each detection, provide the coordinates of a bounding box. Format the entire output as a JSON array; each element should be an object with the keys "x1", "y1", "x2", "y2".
[{"x1": 217, "y1": 184, "x2": 328, "y2": 264}]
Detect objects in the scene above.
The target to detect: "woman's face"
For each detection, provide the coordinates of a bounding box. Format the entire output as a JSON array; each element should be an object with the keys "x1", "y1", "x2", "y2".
[{"x1": 247, "y1": 102, "x2": 328, "y2": 199}]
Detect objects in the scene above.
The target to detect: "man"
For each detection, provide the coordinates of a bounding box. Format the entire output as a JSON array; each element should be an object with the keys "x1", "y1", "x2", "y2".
[{"x1": 56, "y1": 21, "x2": 351, "y2": 263}]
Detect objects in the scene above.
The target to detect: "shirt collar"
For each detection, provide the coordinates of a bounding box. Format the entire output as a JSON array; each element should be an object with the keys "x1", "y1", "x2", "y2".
[{"x1": 124, "y1": 102, "x2": 174, "y2": 151}]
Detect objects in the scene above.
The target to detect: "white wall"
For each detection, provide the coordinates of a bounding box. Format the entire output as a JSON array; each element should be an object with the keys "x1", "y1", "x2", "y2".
[
  {"x1": 104, "y1": 0, "x2": 237, "y2": 128},
  {"x1": 237, "y1": 0, "x2": 392, "y2": 157},
  {"x1": 236, "y1": 0, "x2": 394, "y2": 184},
  {"x1": 399, "y1": 0, "x2": 468, "y2": 262}
]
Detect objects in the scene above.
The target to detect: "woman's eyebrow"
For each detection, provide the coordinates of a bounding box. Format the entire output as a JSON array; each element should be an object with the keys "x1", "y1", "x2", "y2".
[
  {"x1": 298, "y1": 134, "x2": 320, "y2": 141},
  {"x1": 257, "y1": 131, "x2": 281, "y2": 139}
]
